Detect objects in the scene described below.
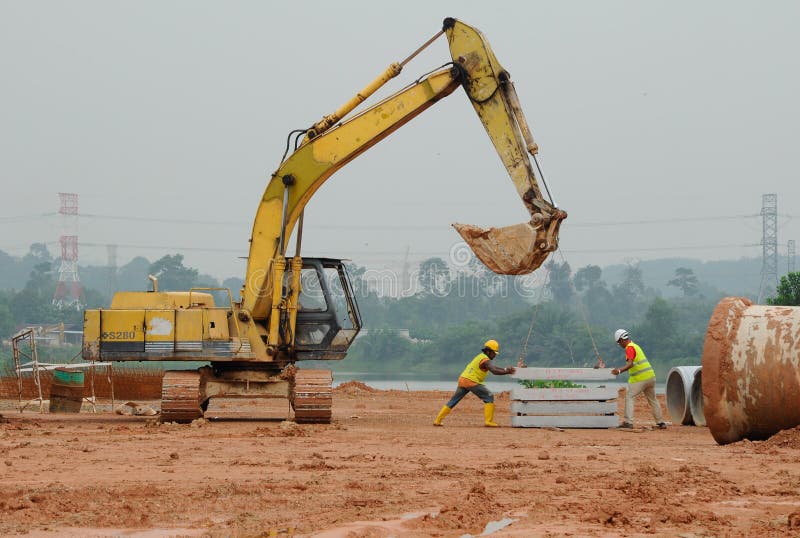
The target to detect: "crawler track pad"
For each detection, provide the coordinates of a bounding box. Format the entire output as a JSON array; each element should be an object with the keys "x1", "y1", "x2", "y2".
[
  {"x1": 160, "y1": 370, "x2": 203, "y2": 423},
  {"x1": 292, "y1": 369, "x2": 333, "y2": 424}
]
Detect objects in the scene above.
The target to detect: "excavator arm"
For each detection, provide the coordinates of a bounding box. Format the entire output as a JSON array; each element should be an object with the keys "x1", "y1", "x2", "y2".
[
  {"x1": 445, "y1": 18, "x2": 567, "y2": 274},
  {"x1": 242, "y1": 17, "x2": 567, "y2": 353}
]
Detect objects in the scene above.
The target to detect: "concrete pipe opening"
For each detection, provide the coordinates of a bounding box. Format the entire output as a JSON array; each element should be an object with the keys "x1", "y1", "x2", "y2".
[
  {"x1": 689, "y1": 367, "x2": 705, "y2": 427},
  {"x1": 702, "y1": 297, "x2": 800, "y2": 445},
  {"x1": 666, "y1": 366, "x2": 700, "y2": 425}
]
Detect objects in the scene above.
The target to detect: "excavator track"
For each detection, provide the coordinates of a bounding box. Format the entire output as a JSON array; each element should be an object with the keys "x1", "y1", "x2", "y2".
[
  {"x1": 160, "y1": 370, "x2": 203, "y2": 423},
  {"x1": 292, "y1": 369, "x2": 333, "y2": 424}
]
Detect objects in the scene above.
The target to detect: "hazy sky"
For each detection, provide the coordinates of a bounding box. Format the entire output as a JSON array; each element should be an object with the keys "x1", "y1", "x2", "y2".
[{"x1": 1, "y1": 1, "x2": 798, "y2": 281}]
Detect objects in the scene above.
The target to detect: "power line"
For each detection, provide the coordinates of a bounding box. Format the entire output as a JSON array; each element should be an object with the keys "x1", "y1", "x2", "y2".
[
  {"x1": 54, "y1": 212, "x2": 773, "y2": 230},
  {"x1": 79, "y1": 213, "x2": 247, "y2": 226},
  {"x1": 567, "y1": 214, "x2": 761, "y2": 227},
  {"x1": 0, "y1": 212, "x2": 55, "y2": 222},
  {"x1": 66, "y1": 241, "x2": 244, "y2": 254},
  {"x1": 65, "y1": 241, "x2": 760, "y2": 256},
  {"x1": 75, "y1": 213, "x2": 455, "y2": 230},
  {"x1": 6, "y1": 211, "x2": 798, "y2": 227},
  {"x1": 562, "y1": 243, "x2": 761, "y2": 254}
]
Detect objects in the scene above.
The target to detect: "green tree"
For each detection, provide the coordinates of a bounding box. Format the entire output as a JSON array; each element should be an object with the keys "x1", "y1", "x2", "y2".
[
  {"x1": 573, "y1": 265, "x2": 602, "y2": 292},
  {"x1": 0, "y1": 292, "x2": 14, "y2": 337},
  {"x1": 222, "y1": 277, "x2": 245, "y2": 293},
  {"x1": 767, "y1": 272, "x2": 800, "y2": 306},
  {"x1": 10, "y1": 262, "x2": 59, "y2": 324},
  {"x1": 427, "y1": 320, "x2": 494, "y2": 371},
  {"x1": 619, "y1": 263, "x2": 645, "y2": 296},
  {"x1": 148, "y1": 254, "x2": 199, "y2": 291},
  {"x1": 343, "y1": 263, "x2": 370, "y2": 297},
  {"x1": 81, "y1": 288, "x2": 108, "y2": 309},
  {"x1": 117, "y1": 256, "x2": 152, "y2": 291},
  {"x1": 0, "y1": 249, "x2": 24, "y2": 290},
  {"x1": 465, "y1": 252, "x2": 492, "y2": 296},
  {"x1": 418, "y1": 257, "x2": 450, "y2": 297},
  {"x1": 570, "y1": 265, "x2": 615, "y2": 324},
  {"x1": 544, "y1": 261, "x2": 573, "y2": 304},
  {"x1": 610, "y1": 263, "x2": 652, "y2": 323},
  {"x1": 23, "y1": 243, "x2": 52, "y2": 264},
  {"x1": 221, "y1": 277, "x2": 245, "y2": 305},
  {"x1": 499, "y1": 302, "x2": 599, "y2": 367},
  {"x1": 668, "y1": 267, "x2": 700, "y2": 297},
  {"x1": 632, "y1": 298, "x2": 679, "y2": 361},
  {"x1": 347, "y1": 329, "x2": 414, "y2": 371}
]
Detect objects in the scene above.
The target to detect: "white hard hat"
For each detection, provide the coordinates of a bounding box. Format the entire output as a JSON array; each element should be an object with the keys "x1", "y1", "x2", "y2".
[{"x1": 614, "y1": 329, "x2": 629, "y2": 342}]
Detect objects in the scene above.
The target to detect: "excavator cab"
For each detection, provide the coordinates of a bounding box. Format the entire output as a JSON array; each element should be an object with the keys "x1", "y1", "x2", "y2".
[{"x1": 289, "y1": 258, "x2": 362, "y2": 360}]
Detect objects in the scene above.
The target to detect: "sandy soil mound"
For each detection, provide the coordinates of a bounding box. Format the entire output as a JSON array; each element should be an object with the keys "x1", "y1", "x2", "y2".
[
  {"x1": 758, "y1": 426, "x2": 800, "y2": 450},
  {"x1": 334, "y1": 380, "x2": 379, "y2": 395},
  {"x1": 730, "y1": 425, "x2": 800, "y2": 452},
  {"x1": 408, "y1": 482, "x2": 504, "y2": 535}
]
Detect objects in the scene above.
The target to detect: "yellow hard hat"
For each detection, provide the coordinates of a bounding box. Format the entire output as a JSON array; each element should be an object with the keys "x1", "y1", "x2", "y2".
[{"x1": 483, "y1": 339, "x2": 500, "y2": 352}]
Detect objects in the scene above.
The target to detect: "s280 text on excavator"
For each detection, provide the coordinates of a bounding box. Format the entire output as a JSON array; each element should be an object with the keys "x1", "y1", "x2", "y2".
[{"x1": 82, "y1": 18, "x2": 567, "y2": 422}]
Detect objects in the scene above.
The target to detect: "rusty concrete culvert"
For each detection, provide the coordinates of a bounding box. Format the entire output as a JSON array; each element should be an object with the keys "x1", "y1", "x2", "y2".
[{"x1": 702, "y1": 297, "x2": 800, "y2": 445}]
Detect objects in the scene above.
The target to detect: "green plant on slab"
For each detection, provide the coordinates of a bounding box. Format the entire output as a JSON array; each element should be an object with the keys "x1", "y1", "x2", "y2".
[{"x1": 519, "y1": 379, "x2": 586, "y2": 389}]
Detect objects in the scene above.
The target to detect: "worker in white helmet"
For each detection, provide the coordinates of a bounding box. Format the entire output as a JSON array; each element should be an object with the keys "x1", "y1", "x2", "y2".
[
  {"x1": 433, "y1": 339, "x2": 516, "y2": 427},
  {"x1": 611, "y1": 329, "x2": 667, "y2": 429}
]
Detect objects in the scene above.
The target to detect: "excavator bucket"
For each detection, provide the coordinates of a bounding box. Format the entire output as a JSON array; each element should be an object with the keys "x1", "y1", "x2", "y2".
[{"x1": 453, "y1": 210, "x2": 566, "y2": 275}]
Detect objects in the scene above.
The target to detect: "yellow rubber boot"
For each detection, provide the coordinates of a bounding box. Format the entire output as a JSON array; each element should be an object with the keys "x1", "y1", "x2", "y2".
[
  {"x1": 433, "y1": 405, "x2": 451, "y2": 426},
  {"x1": 484, "y1": 403, "x2": 499, "y2": 427}
]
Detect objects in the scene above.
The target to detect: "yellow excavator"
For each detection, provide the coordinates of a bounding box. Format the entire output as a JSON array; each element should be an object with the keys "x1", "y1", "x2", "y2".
[{"x1": 82, "y1": 18, "x2": 567, "y2": 422}]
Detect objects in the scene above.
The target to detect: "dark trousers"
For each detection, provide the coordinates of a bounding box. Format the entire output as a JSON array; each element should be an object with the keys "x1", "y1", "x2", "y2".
[{"x1": 446, "y1": 383, "x2": 494, "y2": 407}]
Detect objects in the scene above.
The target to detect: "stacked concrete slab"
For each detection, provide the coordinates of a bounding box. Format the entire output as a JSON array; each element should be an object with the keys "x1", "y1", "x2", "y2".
[{"x1": 510, "y1": 367, "x2": 619, "y2": 428}]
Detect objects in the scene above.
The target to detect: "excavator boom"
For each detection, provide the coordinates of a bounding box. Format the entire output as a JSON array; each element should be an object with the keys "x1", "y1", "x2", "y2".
[
  {"x1": 244, "y1": 17, "x2": 566, "y2": 322},
  {"x1": 243, "y1": 67, "x2": 463, "y2": 321}
]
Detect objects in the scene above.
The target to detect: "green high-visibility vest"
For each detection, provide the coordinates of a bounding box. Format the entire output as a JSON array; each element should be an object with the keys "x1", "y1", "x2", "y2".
[
  {"x1": 460, "y1": 353, "x2": 490, "y2": 384},
  {"x1": 626, "y1": 342, "x2": 655, "y2": 384}
]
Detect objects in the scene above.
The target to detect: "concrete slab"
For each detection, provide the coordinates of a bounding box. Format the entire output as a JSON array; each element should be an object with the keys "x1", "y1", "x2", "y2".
[
  {"x1": 511, "y1": 386, "x2": 620, "y2": 401},
  {"x1": 511, "y1": 367, "x2": 616, "y2": 381},
  {"x1": 511, "y1": 400, "x2": 617, "y2": 415},
  {"x1": 511, "y1": 414, "x2": 619, "y2": 428}
]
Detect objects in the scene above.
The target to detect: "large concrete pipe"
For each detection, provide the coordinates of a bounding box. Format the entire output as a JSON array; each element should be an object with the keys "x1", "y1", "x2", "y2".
[
  {"x1": 666, "y1": 366, "x2": 701, "y2": 425},
  {"x1": 688, "y1": 367, "x2": 705, "y2": 427},
  {"x1": 702, "y1": 297, "x2": 800, "y2": 445}
]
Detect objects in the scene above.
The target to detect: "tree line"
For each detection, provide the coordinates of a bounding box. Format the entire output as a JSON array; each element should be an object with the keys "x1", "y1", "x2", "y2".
[
  {"x1": 342, "y1": 258, "x2": 732, "y2": 379},
  {"x1": 3, "y1": 242, "x2": 799, "y2": 381},
  {"x1": 0, "y1": 244, "x2": 243, "y2": 339}
]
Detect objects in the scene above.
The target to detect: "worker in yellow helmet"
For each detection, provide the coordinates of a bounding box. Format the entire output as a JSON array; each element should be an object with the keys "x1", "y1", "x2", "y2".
[{"x1": 433, "y1": 339, "x2": 516, "y2": 427}]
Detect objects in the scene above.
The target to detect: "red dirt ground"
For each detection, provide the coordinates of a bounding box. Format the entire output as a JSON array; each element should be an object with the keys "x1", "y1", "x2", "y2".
[{"x1": 1, "y1": 385, "x2": 800, "y2": 537}]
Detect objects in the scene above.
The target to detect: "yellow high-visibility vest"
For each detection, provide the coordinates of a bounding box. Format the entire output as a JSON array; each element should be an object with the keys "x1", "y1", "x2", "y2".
[
  {"x1": 626, "y1": 342, "x2": 655, "y2": 384},
  {"x1": 459, "y1": 353, "x2": 490, "y2": 384}
]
